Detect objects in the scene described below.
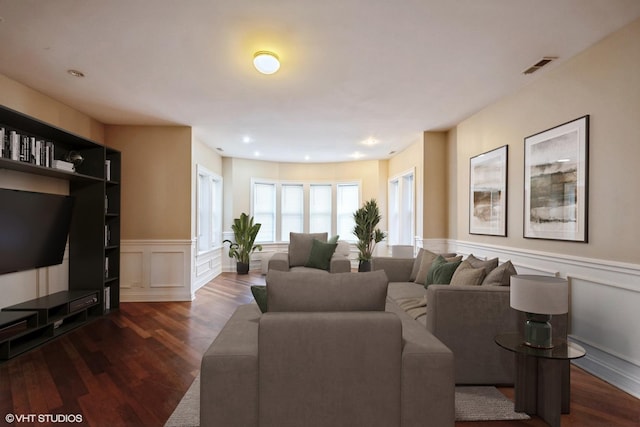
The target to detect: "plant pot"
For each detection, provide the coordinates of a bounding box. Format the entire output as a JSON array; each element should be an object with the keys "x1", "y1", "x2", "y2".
[
  {"x1": 236, "y1": 262, "x2": 250, "y2": 275},
  {"x1": 358, "y1": 260, "x2": 371, "y2": 272}
]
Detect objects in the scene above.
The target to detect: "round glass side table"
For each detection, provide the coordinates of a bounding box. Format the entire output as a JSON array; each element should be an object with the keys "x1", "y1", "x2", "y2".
[{"x1": 495, "y1": 333, "x2": 586, "y2": 427}]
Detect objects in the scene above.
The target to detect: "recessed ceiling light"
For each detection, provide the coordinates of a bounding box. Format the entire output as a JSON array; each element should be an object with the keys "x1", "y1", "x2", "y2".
[
  {"x1": 242, "y1": 136, "x2": 252, "y2": 143},
  {"x1": 304, "y1": 155, "x2": 310, "y2": 161},
  {"x1": 362, "y1": 137, "x2": 379, "y2": 146},
  {"x1": 67, "y1": 69, "x2": 85, "y2": 78},
  {"x1": 253, "y1": 51, "x2": 280, "y2": 75},
  {"x1": 350, "y1": 152, "x2": 364, "y2": 159},
  {"x1": 254, "y1": 151, "x2": 261, "y2": 157}
]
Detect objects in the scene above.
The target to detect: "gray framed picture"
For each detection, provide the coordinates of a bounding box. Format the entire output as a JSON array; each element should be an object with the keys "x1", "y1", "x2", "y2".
[
  {"x1": 524, "y1": 115, "x2": 589, "y2": 242},
  {"x1": 469, "y1": 145, "x2": 508, "y2": 236}
]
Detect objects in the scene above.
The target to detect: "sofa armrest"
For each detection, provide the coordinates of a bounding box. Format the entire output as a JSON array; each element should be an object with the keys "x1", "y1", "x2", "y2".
[
  {"x1": 371, "y1": 257, "x2": 415, "y2": 282},
  {"x1": 267, "y1": 252, "x2": 290, "y2": 272},
  {"x1": 426, "y1": 285, "x2": 518, "y2": 385},
  {"x1": 329, "y1": 255, "x2": 351, "y2": 273},
  {"x1": 200, "y1": 304, "x2": 260, "y2": 427}
]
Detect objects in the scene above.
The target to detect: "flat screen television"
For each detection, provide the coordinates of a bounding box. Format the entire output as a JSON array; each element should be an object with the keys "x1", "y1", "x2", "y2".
[{"x1": 0, "y1": 188, "x2": 74, "y2": 275}]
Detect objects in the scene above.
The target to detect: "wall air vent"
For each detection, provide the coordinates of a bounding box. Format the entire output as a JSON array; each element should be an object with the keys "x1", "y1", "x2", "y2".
[{"x1": 523, "y1": 56, "x2": 558, "y2": 75}]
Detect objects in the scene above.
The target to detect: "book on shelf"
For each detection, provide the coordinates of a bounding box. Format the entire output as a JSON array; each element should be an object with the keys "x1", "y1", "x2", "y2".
[
  {"x1": 104, "y1": 286, "x2": 111, "y2": 311},
  {"x1": 105, "y1": 159, "x2": 111, "y2": 181},
  {"x1": 105, "y1": 256, "x2": 109, "y2": 279},
  {"x1": 53, "y1": 159, "x2": 74, "y2": 171},
  {"x1": 0, "y1": 127, "x2": 5, "y2": 158}
]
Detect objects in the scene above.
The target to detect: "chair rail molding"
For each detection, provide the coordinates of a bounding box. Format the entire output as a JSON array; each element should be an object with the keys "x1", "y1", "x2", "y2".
[
  {"x1": 448, "y1": 239, "x2": 640, "y2": 399},
  {"x1": 120, "y1": 239, "x2": 195, "y2": 302}
]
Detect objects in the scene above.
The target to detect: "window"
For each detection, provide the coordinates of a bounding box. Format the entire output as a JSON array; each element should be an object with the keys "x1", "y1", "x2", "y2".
[
  {"x1": 281, "y1": 184, "x2": 304, "y2": 241},
  {"x1": 197, "y1": 165, "x2": 223, "y2": 253},
  {"x1": 251, "y1": 180, "x2": 360, "y2": 242},
  {"x1": 309, "y1": 184, "x2": 332, "y2": 234},
  {"x1": 388, "y1": 170, "x2": 414, "y2": 246},
  {"x1": 253, "y1": 182, "x2": 276, "y2": 243},
  {"x1": 337, "y1": 183, "x2": 359, "y2": 242}
]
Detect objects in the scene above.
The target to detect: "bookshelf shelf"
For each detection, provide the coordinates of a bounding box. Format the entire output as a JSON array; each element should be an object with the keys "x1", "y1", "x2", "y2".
[{"x1": 0, "y1": 104, "x2": 121, "y2": 360}]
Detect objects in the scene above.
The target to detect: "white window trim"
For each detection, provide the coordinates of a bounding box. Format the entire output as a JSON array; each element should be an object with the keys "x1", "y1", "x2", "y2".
[
  {"x1": 388, "y1": 168, "x2": 415, "y2": 246},
  {"x1": 196, "y1": 164, "x2": 223, "y2": 255}
]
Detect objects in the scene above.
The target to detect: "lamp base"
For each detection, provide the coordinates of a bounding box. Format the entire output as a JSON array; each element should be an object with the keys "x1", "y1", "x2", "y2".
[{"x1": 523, "y1": 313, "x2": 554, "y2": 349}]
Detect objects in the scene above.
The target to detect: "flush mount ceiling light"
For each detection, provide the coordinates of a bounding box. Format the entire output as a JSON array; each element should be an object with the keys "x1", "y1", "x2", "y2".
[
  {"x1": 67, "y1": 69, "x2": 85, "y2": 78},
  {"x1": 253, "y1": 51, "x2": 280, "y2": 74}
]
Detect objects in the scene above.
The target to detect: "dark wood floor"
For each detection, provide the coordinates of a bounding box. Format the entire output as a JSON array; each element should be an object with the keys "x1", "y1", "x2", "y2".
[{"x1": 1, "y1": 272, "x2": 638, "y2": 427}]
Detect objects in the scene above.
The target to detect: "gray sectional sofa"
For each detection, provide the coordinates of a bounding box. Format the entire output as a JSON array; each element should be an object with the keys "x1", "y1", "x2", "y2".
[
  {"x1": 200, "y1": 270, "x2": 455, "y2": 427},
  {"x1": 372, "y1": 250, "x2": 567, "y2": 385}
]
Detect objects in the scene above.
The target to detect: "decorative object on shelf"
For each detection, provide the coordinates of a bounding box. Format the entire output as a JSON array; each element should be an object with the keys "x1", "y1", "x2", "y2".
[
  {"x1": 524, "y1": 115, "x2": 589, "y2": 242},
  {"x1": 223, "y1": 213, "x2": 263, "y2": 274},
  {"x1": 353, "y1": 199, "x2": 386, "y2": 272},
  {"x1": 510, "y1": 275, "x2": 568, "y2": 349},
  {"x1": 65, "y1": 150, "x2": 84, "y2": 171},
  {"x1": 469, "y1": 145, "x2": 508, "y2": 236}
]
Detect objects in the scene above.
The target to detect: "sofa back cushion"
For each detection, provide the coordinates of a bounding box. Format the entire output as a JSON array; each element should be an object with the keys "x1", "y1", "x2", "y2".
[
  {"x1": 266, "y1": 270, "x2": 389, "y2": 312},
  {"x1": 288, "y1": 232, "x2": 328, "y2": 267}
]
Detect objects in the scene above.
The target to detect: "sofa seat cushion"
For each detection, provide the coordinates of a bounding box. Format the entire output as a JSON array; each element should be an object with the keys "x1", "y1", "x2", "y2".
[{"x1": 387, "y1": 281, "x2": 425, "y2": 300}]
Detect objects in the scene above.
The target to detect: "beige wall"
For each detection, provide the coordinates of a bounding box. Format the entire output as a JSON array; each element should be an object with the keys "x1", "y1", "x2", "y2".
[
  {"x1": 105, "y1": 125, "x2": 192, "y2": 240},
  {"x1": 451, "y1": 17, "x2": 640, "y2": 264},
  {"x1": 0, "y1": 74, "x2": 105, "y2": 144},
  {"x1": 423, "y1": 131, "x2": 448, "y2": 239},
  {"x1": 222, "y1": 157, "x2": 387, "y2": 231}
]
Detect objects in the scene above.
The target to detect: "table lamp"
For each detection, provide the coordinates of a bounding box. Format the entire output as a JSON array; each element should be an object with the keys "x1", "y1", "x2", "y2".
[{"x1": 510, "y1": 275, "x2": 568, "y2": 349}]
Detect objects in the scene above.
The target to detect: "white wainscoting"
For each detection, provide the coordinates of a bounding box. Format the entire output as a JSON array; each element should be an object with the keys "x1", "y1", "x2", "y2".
[
  {"x1": 447, "y1": 239, "x2": 640, "y2": 399},
  {"x1": 120, "y1": 240, "x2": 195, "y2": 302},
  {"x1": 194, "y1": 247, "x2": 223, "y2": 291}
]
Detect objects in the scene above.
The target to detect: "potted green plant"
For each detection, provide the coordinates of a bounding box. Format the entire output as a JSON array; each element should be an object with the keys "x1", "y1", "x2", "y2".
[
  {"x1": 353, "y1": 199, "x2": 387, "y2": 272},
  {"x1": 223, "y1": 213, "x2": 263, "y2": 274}
]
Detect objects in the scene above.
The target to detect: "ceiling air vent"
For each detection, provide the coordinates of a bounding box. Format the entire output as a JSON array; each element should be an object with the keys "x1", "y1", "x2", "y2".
[{"x1": 523, "y1": 56, "x2": 558, "y2": 75}]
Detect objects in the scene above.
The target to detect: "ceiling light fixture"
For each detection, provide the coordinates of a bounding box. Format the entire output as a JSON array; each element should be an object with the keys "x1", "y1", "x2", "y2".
[
  {"x1": 253, "y1": 51, "x2": 280, "y2": 75},
  {"x1": 362, "y1": 137, "x2": 379, "y2": 146},
  {"x1": 67, "y1": 69, "x2": 85, "y2": 78}
]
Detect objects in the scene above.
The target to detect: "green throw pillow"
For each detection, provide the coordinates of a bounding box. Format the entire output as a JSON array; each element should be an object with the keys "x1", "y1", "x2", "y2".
[
  {"x1": 431, "y1": 259, "x2": 462, "y2": 285},
  {"x1": 251, "y1": 285, "x2": 268, "y2": 313},
  {"x1": 305, "y1": 239, "x2": 338, "y2": 270},
  {"x1": 328, "y1": 234, "x2": 340, "y2": 244},
  {"x1": 426, "y1": 255, "x2": 463, "y2": 286}
]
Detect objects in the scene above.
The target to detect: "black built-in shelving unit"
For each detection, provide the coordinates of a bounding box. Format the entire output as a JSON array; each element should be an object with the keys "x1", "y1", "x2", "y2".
[{"x1": 0, "y1": 105, "x2": 121, "y2": 360}]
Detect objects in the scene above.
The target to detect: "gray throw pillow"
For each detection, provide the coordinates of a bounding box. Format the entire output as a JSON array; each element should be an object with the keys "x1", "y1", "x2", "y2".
[
  {"x1": 466, "y1": 254, "x2": 499, "y2": 276},
  {"x1": 450, "y1": 260, "x2": 486, "y2": 286},
  {"x1": 482, "y1": 260, "x2": 517, "y2": 286},
  {"x1": 414, "y1": 249, "x2": 438, "y2": 285},
  {"x1": 409, "y1": 248, "x2": 425, "y2": 281}
]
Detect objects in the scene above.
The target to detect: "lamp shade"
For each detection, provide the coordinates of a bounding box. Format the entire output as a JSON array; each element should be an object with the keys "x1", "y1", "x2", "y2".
[
  {"x1": 253, "y1": 51, "x2": 280, "y2": 74},
  {"x1": 510, "y1": 275, "x2": 568, "y2": 315}
]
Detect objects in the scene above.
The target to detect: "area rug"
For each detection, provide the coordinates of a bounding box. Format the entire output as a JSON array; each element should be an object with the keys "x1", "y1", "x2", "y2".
[{"x1": 165, "y1": 375, "x2": 529, "y2": 426}]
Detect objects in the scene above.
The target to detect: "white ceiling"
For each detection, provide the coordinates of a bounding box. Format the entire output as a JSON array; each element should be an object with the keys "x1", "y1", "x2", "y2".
[{"x1": 1, "y1": 0, "x2": 639, "y2": 163}]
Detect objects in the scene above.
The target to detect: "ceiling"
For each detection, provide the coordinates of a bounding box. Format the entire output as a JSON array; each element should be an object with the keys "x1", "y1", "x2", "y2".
[{"x1": 1, "y1": 1, "x2": 639, "y2": 163}]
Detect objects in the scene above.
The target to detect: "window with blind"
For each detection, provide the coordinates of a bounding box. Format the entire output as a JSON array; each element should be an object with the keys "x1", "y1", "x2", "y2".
[
  {"x1": 251, "y1": 180, "x2": 360, "y2": 242},
  {"x1": 253, "y1": 182, "x2": 276, "y2": 243}
]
